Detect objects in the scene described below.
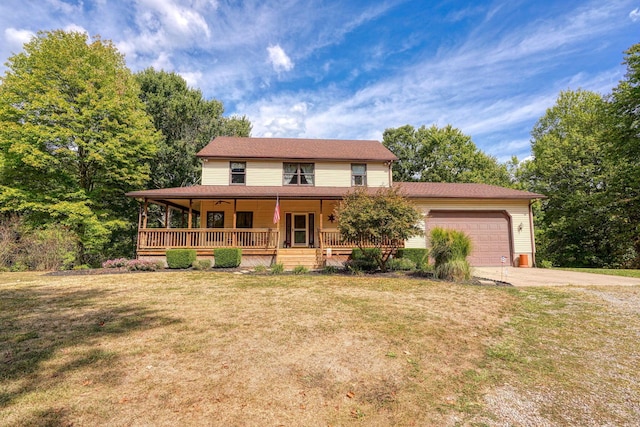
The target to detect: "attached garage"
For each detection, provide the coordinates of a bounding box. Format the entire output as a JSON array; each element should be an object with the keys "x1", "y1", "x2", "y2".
[
  {"x1": 426, "y1": 211, "x2": 511, "y2": 266},
  {"x1": 398, "y1": 182, "x2": 545, "y2": 267}
]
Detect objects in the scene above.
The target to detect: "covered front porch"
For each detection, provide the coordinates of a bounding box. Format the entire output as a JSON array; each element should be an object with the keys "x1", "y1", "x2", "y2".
[
  {"x1": 128, "y1": 186, "x2": 400, "y2": 267},
  {"x1": 136, "y1": 227, "x2": 381, "y2": 253}
]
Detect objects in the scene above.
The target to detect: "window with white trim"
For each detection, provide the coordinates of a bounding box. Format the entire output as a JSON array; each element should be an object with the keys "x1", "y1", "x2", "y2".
[
  {"x1": 351, "y1": 163, "x2": 367, "y2": 186},
  {"x1": 283, "y1": 163, "x2": 315, "y2": 186},
  {"x1": 230, "y1": 162, "x2": 246, "y2": 184}
]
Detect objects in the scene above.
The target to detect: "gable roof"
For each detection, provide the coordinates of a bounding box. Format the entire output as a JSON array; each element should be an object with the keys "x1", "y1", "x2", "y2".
[
  {"x1": 196, "y1": 136, "x2": 398, "y2": 162},
  {"x1": 396, "y1": 182, "x2": 545, "y2": 200}
]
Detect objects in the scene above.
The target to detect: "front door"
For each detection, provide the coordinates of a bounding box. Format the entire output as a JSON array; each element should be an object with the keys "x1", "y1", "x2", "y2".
[
  {"x1": 292, "y1": 214, "x2": 307, "y2": 246},
  {"x1": 285, "y1": 213, "x2": 316, "y2": 247}
]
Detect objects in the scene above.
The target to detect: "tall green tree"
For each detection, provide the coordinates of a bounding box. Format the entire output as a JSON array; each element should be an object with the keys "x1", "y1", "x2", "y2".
[
  {"x1": 0, "y1": 30, "x2": 159, "y2": 264},
  {"x1": 136, "y1": 68, "x2": 251, "y2": 189},
  {"x1": 610, "y1": 43, "x2": 640, "y2": 267},
  {"x1": 382, "y1": 124, "x2": 511, "y2": 186},
  {"x1": 523, "y1": 89, "x2": 624, "y2": 267}
]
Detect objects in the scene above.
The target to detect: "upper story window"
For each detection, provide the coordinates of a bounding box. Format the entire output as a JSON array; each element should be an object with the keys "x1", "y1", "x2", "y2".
[
  {"x1": 351, "y1": 164, "x2": 367, "y2": 186},
  {"x1": 283, "y1": 163, "x2": 315, "y2": 186},
  {"x1": 230, "y1": 161, "x2": 246, "y2": 184}
]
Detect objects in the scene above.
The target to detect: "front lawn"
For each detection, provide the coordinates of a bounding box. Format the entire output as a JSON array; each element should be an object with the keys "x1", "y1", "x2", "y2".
[{"x1": 1, "y1": 271, "x2": 639, "y2": 426}]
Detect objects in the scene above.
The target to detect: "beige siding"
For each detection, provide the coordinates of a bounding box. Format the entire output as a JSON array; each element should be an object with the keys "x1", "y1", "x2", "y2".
[
  {"x1": 405, "y1": 216, "x2": 426, "y2": 248},
  {"x1": 201, "y1": 160, "x2": 391, "y2": 188},
  {"x1": 316, "y1": 162, "x2": 351, "y2": 187},
  {"x1": 367, "y1": 162, "x2": 391, "y2": 187},
  {"x1": 409, "y1": 199, "x2": 534, "y2": 259},
  {"x1": 201, "y1": 160, "x2": 229, "y2": 185},
  {"x1": 246, "y1": 161, "x2": 282, "y2": 186}
]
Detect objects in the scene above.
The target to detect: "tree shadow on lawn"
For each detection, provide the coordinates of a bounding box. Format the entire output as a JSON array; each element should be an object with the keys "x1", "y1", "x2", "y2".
[{"x1": 0, "y1": 283, "x2": 180, "y2": 425}]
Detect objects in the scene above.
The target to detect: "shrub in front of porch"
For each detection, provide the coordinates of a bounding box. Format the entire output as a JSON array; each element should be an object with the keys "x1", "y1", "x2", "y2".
[
  {"x1": 166, "y1": 249, "x2": 197, "y2": 269},
  {"x1": 347, "y1": 248, "x2": 381, "y2": 272},
  {"x1": 214, "y1": 248, "x2": 242, "y2": 268},
  {"x1": 396, "y1": 248, "x2": 429, "y2": 270}
]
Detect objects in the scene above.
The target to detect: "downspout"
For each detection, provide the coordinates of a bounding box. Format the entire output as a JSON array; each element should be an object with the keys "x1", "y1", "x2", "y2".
[{"x1": 529, "y1": 200, "x2": 536, "y2": 267}]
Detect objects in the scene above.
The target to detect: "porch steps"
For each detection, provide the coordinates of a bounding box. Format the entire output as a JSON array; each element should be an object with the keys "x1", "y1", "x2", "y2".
[{"x1": 276, "y1": 248, "x2": 324, "y2": 270}]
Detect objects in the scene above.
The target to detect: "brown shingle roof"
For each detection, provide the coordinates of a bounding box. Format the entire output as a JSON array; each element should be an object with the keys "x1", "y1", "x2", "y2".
[
  {"x1": 196, "y1": 137, "x2": 398, "y2": 162},
  {"x1": 127, "y1": 185, "x2": 379, "y2": 200},
  {"x1": 395, "y1": 182, "x2": 545, "y2": 199},
  {"x1": 126, "y1": 183, "x2": 544, "y2": 200}
]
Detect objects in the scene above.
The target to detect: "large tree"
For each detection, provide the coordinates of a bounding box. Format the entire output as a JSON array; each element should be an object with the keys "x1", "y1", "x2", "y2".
[
  {"x1": 136, "y1": 69, "x2": 251, "y2": 189},
  {"x1": 522, "y1": 89, "x2": 624, "y2": 267},
  {"x1": 610, "y1": 43, "x2": 640, "y2": 266},
  {"x1": 382, "y1": 124, "x2": 511, "y2": 186},
  {"x1": 0, "y1": 30, "x2": 159, "y2": 264}
]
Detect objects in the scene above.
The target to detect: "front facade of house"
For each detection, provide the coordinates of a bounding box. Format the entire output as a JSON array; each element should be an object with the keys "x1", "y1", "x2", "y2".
[{"x1": 127, "y1": 137, "x2": 543, "y2": 268}]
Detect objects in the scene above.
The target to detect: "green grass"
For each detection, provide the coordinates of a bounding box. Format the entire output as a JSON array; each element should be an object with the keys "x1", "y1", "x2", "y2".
[{"x1": 554, "y1": 267, "x2": 640, "y2": 278}]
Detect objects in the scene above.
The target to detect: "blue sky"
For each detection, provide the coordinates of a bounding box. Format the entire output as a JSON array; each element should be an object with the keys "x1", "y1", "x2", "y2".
[{"x1": 1, "y1": 0, "x2": 638, "y2": 161}]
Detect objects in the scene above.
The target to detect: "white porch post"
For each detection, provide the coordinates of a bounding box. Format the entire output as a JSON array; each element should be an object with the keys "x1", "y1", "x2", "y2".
[
  {"x1": 319, "y1": 199, "x2": 324, "y2": 249},
  {"x1": 142, "y1": 199, "x2": 148, "y2": 228},
  {"x1": 232, "y1": 199, "x2": 237, "y2": 246}
]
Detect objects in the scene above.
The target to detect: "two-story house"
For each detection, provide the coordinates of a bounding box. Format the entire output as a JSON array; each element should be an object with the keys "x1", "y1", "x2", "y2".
[{"x1": 126, "y1": 136, "x2": 543, "y2": 268}]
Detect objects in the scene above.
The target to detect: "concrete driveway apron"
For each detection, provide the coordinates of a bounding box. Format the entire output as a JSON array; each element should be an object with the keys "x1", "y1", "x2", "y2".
[{"x1": 473, "y1": 267, "x2": 640, "y2": 287}]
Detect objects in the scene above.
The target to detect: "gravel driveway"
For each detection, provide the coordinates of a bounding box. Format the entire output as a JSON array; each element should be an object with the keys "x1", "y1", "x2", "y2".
[{"x1": 473, "y1": 266, "x2": 640, "y2": 287}]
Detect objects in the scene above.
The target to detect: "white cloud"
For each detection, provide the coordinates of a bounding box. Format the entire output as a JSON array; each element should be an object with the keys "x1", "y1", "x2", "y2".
[
  {"x1": 267, "y1": 44, "x2": 294, "y2": 73},
  {"x1": 253, "y1": 101, "x2": 309, "y2": 137},
  {"x1": 46, "y1": 0, "x2": 80, "y2": 14},
  {"x1": 136, "y1": 0, "x2": 211, "y2": 39},
  {"x1": 151, "y1": 51, "x2": 173, "y2": 70},
  {"x1": 630, "y1": 7, "x2": 640, "y2": 21},
  {"x1": 64, "y1": 24, "x2": 88, "y2": 35},
  {"x1": 179, "y1": 71, "x2": 203, "y2": 88},
  {"x1": 4, "y1": 28, "x2": 34, "y2": 52}
]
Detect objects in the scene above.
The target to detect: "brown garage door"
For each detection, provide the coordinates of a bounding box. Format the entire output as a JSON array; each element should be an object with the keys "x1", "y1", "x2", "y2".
[{"x1": 426, "y1": 211, "x2": 511, "y2": 266}]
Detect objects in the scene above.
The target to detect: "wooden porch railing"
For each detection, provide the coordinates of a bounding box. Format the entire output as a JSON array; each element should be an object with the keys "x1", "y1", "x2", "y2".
[
  {"x1": 138, "y1": 228, "x2": 398, "y2": 251},
  {"x1": 138, "y1": 228, "x2": 279, "y2": 249},
  {"x1": 318, "y1": 229, "x2": 401, "y2": 248}
]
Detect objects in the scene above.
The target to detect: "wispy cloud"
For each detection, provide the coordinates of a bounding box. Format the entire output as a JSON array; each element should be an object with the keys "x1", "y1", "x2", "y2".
[
  {"x1": 243, "y1": 0, "x2": 637, "y2": 160},
  {"x1": 267, "y1": 44, "x2": 294, "y2": 73},
  {"x1": 0, "y1": 0, "x2": 636, "y2": 162}
]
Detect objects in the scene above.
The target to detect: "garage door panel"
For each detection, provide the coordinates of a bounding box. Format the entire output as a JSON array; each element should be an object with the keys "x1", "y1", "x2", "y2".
[{"x1": 427, "y1": 211, "x2": 511, "y2": 267}]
